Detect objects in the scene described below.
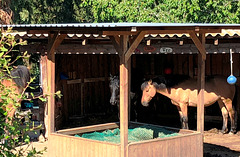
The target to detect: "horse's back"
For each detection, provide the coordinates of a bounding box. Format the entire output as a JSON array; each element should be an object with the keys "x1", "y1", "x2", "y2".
[
  {"x1": 206, "y1": 75, "x2": 235, "y2": 99},
  {"x1": 171, "y1": 75, "x2": 235, "y2": 107}
]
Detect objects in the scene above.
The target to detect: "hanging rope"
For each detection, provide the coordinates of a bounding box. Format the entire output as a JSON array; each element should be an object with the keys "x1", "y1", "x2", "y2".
[
  {"x1": 227, "y1": 49, "x2": 237, "y2": 84},
  {"x1": 230, "y1": 49, "x2": 233, "y2": 75}
]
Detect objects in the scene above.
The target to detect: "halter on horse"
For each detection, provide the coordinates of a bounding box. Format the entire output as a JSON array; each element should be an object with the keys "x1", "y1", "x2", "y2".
[{"x1": 141, "y1": 75, "x2": 237, "y2": 134}]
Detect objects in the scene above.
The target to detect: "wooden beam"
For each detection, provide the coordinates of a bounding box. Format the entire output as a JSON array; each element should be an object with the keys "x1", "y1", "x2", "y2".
[
  {"x1": 189, "y1": 31, "x2": 206, "y2": 60},
  {"x1": 125, "y1": 31, "x2": 146, "y2": 61},
  {"x1": 21, "y1": 43, "x2": 240, "y2": 55}
]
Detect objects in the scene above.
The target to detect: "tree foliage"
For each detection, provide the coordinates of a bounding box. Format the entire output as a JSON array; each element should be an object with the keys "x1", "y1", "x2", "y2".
[
  {"x1": 0, "y1": 0, "x2": 13, "y2": 24},
  {"x1": 10, "y1": 0, "x2": 240, "y2": 24}
]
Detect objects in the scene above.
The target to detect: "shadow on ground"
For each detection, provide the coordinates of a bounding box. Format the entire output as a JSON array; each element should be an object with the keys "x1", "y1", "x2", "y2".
[{"x1": 204, "y1": 143, "x2": 240, "y2": 157}]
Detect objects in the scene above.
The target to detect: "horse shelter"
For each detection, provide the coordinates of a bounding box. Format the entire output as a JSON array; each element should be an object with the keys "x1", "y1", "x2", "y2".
[{"x1": 3, "y1": 23, "x2": 240, "y2": 157}]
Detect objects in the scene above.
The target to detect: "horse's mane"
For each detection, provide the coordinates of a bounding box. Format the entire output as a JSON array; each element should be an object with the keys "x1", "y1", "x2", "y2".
[
  {"x1": 152, "y1": 74, "x2": 190, "y2": 88},
  {"x1": 10, "y1": 65, "x2": 30, "y2": 88}
]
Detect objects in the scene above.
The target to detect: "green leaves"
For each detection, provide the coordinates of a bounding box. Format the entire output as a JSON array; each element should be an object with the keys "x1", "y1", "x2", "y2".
[{"x1": 10, "y1": 0, "x2": 240, "y2": 24}]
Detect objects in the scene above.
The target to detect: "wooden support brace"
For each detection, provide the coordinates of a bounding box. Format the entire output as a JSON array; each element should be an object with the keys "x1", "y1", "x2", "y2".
[
  {"x1": 109, "y1": 35, "x2": 121, "y2": 53},
  {"x1": 125, "y1": 31, "x2": 146, "y2": 61},
  {"x1": 189, "y1": 31, "x2": 206, "y2": 60},
  {"x1": 47, "y1": 32, "x2": 67, "y2": 60}
]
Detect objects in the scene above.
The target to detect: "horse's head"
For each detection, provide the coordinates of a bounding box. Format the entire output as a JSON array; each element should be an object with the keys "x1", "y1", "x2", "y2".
[
  {"x1": 109, "y1": 75, "x2": 120, "y2": 105},
  {"x1": 141, "y1": 80, "x2": 157, "y2": 107}
]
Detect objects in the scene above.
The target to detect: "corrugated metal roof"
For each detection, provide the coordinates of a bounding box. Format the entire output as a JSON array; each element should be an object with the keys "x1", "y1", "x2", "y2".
[
  {"x1": 3, "y1": 23, "x2": 240, "y2": 39},
  {"x1": 10, "y1": 29, "x2": 240, "y2": 39},
  {"x1": 3, "y1": 22, "x2": 240, "y2": 28}
]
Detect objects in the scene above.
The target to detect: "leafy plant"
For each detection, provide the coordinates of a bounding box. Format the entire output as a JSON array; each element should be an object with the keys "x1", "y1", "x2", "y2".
[{"x1": 0, "y1": 28, "x2": 54, "y2": 157}]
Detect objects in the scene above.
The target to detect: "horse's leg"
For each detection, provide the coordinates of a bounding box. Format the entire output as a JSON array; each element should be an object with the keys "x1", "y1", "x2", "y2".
[
  {"x1": 175, "y1": 102, "x2": 189, "y2": 129},
  {"x1": 218, "y1": 100, "x2": 229, "y2": 134},
  {"x1": 221, "y1": 98, "x2": 237, "y2": 134}
]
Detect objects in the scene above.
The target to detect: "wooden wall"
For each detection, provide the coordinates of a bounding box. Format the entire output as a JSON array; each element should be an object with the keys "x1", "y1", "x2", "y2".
[{"x1": 55, "y1": 53, "x2": 240, "y2": 130}]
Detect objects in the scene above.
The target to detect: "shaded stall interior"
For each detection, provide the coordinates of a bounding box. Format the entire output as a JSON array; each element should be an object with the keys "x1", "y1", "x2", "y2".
[{"x1": 19, "y1": 31, "x2": 240, "y2": 131}]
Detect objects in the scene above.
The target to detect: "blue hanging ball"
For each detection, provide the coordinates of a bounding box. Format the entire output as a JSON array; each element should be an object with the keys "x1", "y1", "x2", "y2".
[{"x1": 227, "y1": 75, "x2": 237, "y2": 85}]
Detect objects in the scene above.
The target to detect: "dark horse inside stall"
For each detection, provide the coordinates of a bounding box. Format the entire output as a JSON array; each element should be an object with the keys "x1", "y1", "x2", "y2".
[
  {"x1": 1, "y1": 65, "x2": 30, "y2": 121},
  {"x1": 141, "y1": 75, "x2": 237, "y2": 134}
]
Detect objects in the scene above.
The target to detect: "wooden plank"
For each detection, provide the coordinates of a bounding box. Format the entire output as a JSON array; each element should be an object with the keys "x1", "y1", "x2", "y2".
[
  {"x1": 57, "y1": 122, "x2": 120, "y2": 135},
  {"x1": 189, "y1": 55, "x2": 194, "y2": 77}
]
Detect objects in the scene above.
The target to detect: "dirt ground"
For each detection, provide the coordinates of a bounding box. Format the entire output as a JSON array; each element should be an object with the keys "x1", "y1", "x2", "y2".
[
  {"x1": 23, "y1": 128, "x2": 240, "y2": 157},
  {"x1": 204, "y1": 129, "x2": 240, "y2": 157}
]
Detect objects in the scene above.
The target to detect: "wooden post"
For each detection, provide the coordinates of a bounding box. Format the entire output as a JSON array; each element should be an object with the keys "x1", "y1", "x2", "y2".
[
  {"x1": 196, "y1": 33, "x2": 206, "y2": 157},
  {"x1": 47, "y1": 45, "x2": 56, "y2": 136},
  {"x1": 110, "y1": 32, "x2": 145, "y2": 157},
  {"x1": 189, "y1": 31, "x2": 206, "y2": 134},
  {"x1": 119, "y1": 35, "x2": 129, "y2": 157},
  {"x1": 40, "y1": 55, "x2": 49, "y2": 138},
  {"x1": 47, "y1": 32, "x2": 66, "y2": 137},
  {"x1": 197, "y1": 33, "x2": 206, "y2": 134}
]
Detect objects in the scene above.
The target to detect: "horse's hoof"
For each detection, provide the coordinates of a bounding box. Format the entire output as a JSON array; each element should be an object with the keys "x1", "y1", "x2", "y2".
[
  {"x1": 229, "y1": 129, "x2": 236, "y2": 135},
  {"x1": 220, "y1": 129, "x2": 228, "y2": 134},
  {"x1": 229, "y1": 132, "x2": 234, "y2": 135}
]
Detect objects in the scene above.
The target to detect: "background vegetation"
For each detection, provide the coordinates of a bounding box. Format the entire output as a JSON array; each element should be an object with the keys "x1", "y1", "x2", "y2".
[{"x1": 9, "y1": 0, "x2": 240, "y2": 24}]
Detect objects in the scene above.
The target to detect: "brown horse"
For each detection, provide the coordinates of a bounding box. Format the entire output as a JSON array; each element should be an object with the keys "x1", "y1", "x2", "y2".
[
  {"x1": 1, "y1": 65, "x2": 30, "y2": 121},
  {"x1": 141, "y1": 75, "x2": 237, "y2": 134}
]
